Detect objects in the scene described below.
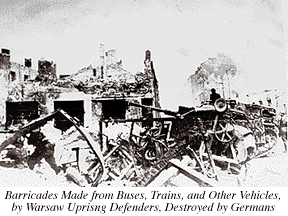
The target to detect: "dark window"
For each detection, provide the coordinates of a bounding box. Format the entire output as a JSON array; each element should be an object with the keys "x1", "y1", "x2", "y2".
[
  {"x1": 59, "y1": 75, "x2": 70, "y2": 79},
  {"x1": 54, "y1": 100, "x2": 84, "y2": 131},
  {"x1": 6, "y1": 101, "x2": 39, "y2": 129},
  {"x1": 93, "y1": 68, "x2": 96, "y2": 76},
  {"x1": 141, "y1": 98, "x2": 153, "y2": 116},
  {"x1": 102, "y1": 100, "x2": 126, "y2": 120},
  {"x1": 9, "y1": 71, "x2": 16, "y2": 82},
  {"x1": 141, "y1": 98, "x2": 153, "y2": 127},
  {"x1": 100, "y1": 66, "x2": 104, "y2": 78},
  {"x1": 24, "y1": 75, "x2": 28, "y2": 81}
]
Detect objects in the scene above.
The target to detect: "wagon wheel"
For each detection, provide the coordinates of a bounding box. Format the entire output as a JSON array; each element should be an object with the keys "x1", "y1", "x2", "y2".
[
  {"x1": 141, "y1": 136, "x2": 164, "y2": 162},
  {"x1": 136, "y1": 122, "x2": 164, "y2": 162},
  {"x1": 215, "y1": 121, "x2": 235, "y2": 143},
  {"x1": 144, "y1": 142, "x2": 163, "y2": 161},
  {"x1": 198, "y1": 141, "x2": 217, "y2": 179}
]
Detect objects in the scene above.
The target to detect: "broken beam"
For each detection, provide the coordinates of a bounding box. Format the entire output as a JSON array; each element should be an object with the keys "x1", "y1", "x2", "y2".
[
  {"x1": 211, "y1": 154, "x2": 239, "y2": 164},
  {"x1": 169, "y1": 159, "x2": 217, "y2": 187}
]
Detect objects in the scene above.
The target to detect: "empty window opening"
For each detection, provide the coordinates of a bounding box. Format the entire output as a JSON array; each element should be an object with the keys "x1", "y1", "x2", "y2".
[
  {"x1": 59, "y1": 75, "x2": 70, "y2": 79},
  {"x1": 100, "y1": 66, "x2": 104, "y2": 78},
  {"x1": 54, "y1": 100, "x2": 84, "y2": 131},
  {"x1": 9, "y1": 71, "x2": 16, "y2": 82},
  {"x1": 102, "y1": 100, "x2": 126, "y2": 120},
  {"x1": 6, "y1": 101, "x2": 39, "y2": 129},
  {"x1": 141, "y1": 98, "x2": 153, "y2": 127}
]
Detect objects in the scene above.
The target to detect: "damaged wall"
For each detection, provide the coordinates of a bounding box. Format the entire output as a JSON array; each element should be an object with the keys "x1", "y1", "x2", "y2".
[
  {"x1": 0, "y1": 49, "x2": 38, "y2": 128},
  {"x1": 55, "y1": 46, "x2": 160, "y2": 130},
  {"x1": 187, "y1": 53, "x2": 286, "y2": 111},
  {"x1": 1, "y1": 45, "x2": 161, "y2": 131},
  {"x1": 37, "y1": 59, "x2": 57, "y2": 83},
  {"x1": 187, "y1": 53, "x2": 238, "y2": 106}
]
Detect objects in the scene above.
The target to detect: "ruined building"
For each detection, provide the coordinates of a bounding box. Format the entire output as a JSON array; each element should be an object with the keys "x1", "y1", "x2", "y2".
[
  {"x1": 0, "y1": 45, "x2": 160, "y2": 131},
  {"x1": 0, "y1": 48, "x2": 39, "y2": 128},
  {"x1": 36, "y1": 58, "x2": 57, "y2": 83},
  {"x1": 186, "y1": 54, "x2": 286, "y2": 112},
  {"x1": 186, "y1": 54, "x2": 238, "y2": 106}
]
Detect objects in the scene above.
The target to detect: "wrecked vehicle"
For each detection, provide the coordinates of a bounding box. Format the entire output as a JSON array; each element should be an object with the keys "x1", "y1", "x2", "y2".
[
  {"x1": 237, "y1": 103, "x2": 279, "y2": 155},
  {"x1": 127, "y1": 99, "x2": 256, "y2": 185},
  {"x1": 0, "y1": 99, "x2": 280, "y2": 187},
  {"x1": 95, "y1": 99, "x2": 264, "y2": 186}
]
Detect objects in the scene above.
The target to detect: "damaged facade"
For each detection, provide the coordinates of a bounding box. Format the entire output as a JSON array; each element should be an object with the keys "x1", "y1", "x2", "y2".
[
  {"x1": 0, "y1": 48, "x2": 39, "y2": 128},
  {"x1": 187, "y1": 54, "x2": 238, "y2": 105},
  {"x1": 0, "y1": 45, "x2": 160, "y2": 131}
]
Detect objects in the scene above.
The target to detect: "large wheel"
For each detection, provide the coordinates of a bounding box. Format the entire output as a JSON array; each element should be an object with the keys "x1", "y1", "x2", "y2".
[
  {"x1": 144, "y1": 141, "x2": 163, "y2": 161},
  {"x1": 215, "y1": 121, "x2": 235, "y2": 143},
  {"x1": 135, "y1": 122, "x2": 164, "y2": 163}
]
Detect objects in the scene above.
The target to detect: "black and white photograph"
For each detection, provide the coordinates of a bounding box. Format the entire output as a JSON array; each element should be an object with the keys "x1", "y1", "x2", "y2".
[{"x1": 0, "y1": 0, "x2": 286, "y2": 190}]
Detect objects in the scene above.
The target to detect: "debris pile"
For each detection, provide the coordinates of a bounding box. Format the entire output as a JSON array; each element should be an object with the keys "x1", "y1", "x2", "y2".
[
  {"x1": 0, "y1": 100, "x2": 287, "y2": 187},
  {"x1": 54, "y1": 71, "x2": 153, "y2": 98}
]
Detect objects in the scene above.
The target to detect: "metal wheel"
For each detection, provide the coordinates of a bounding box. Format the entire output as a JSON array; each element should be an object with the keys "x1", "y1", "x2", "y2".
[
  {"x1": 135, "y1": 122, "x2": 164, "y2": 162},
  {"x1": 215, "y1": 121, "x2": 235, "y2": 143},
  {"x1": 144, "y1": 141, "x2": 163, "y2": 161}
]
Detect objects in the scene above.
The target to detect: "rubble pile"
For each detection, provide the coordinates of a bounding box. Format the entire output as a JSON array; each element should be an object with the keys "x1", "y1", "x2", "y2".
[
  {"x1": 0, "y1": 100, "x2": 287, "y2": 187},
  {"x1": 55, "y1": 71, "x2": 153, "y2": 97}
]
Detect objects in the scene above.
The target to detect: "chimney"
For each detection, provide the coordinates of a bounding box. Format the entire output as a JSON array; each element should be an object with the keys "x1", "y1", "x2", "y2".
[
  {"x1": 145, "y1": 50, "x2": 151, "y2": 61},
  {"x1": 25, "y1": 58, "x2": 32, "y2": 68},
  {"x1": 100, "y1": 44, "x2": 105, "y2": 64},
  {"x1": 1, "y1": 48, "x2": 11, "y2": 67},
  {"x1": 100, "y1": 44, "x2": 106, "y2": 78},
  {"x1": 0, "y1": 49, "x2": 11, "y2": 69}
]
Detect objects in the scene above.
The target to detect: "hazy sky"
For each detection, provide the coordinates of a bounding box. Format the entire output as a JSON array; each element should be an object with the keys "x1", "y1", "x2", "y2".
[{"x1": 0, "y1": 0, "x2": 285, "y2": 109}]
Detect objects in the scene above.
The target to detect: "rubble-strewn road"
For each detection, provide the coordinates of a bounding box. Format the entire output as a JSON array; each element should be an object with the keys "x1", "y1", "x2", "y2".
[
  {"x1": 138, "y1": 151, "x2": 288, "y2": 187},
  {"x1": 149, "y1": 138, "x2": 288, "y2": 187},
  {"x1": 1, "y1": 151, "x2": 287, "y2": 187}
]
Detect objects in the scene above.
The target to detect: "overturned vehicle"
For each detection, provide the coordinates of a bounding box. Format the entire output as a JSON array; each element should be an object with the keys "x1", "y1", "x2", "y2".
[
  {"x1": 0, "y1": 98, "x2": 280, "y2": 187},
  {"x1": 109, "y1": 99, "x2": 279, "y2": 186}
]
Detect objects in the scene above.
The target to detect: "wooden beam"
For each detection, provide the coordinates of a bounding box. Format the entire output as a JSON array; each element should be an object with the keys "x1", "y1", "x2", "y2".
[
  {"x1": 211, "y1": 154, "x2": 239, "y2": 164},
  {"x1": 169, "y1": 159, "x2": 217, "y2": 187}
]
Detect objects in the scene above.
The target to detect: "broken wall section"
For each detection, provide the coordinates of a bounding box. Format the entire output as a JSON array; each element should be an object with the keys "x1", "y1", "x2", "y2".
[
  {"x1": 37, "y1": 59, "x2": 57, "y2": 84},
  {"x1": 0, "y1": 49, "x2": 39, "y2": 129},
  {"x1": 2, "y1": 46, "x2": 161, "y2": 133}
]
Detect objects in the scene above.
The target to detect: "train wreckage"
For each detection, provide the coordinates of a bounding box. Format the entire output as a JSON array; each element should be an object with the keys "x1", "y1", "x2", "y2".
[{"x1": 0, "y1": 98, "x2": 284, "y2": 187}]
